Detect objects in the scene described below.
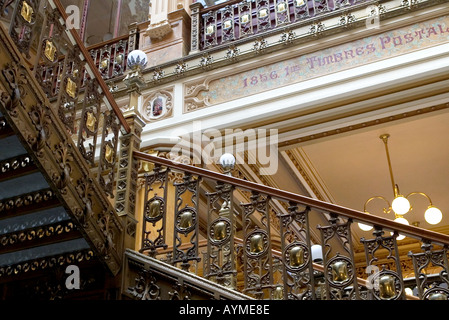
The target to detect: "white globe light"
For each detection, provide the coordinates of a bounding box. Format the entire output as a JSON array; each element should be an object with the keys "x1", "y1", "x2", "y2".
[
  {"x1": 425, "y1": 206, "x2": 442, "y2": 225},
  {"x1": 392, "y1": 216, "x2": 409, "y2": 240},
  {"x1": 311, "y1": 244, "x2": 323, "y2": 263},
  {"x1": 219, "y1": 153, "x2": 236, "y2": 172},
  {"x1": 358, "y1": 222, "x2": 373, "y2": 231},
  {"x1": 391, "y1": 195, "x2": 411, "y2": 215},
  {"x1": 127, "y1": 50, "x2": 148, "y2": 70}
]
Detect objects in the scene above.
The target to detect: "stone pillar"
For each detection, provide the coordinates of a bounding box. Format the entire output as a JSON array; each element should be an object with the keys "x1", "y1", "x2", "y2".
[{"x1": 189, "y1": 1, "x2": 203, "y2": 54}]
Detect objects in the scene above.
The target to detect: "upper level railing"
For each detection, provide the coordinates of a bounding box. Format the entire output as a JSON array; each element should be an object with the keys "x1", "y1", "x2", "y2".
[
  {"x1": 193, "y1": 0, "x2": 369, "y2": 50},
  {"x1": 133, "y1": 151, "x2": 449, "y2": 300},
  {"x1": 2, "y1": 0, "x2": 131, "y2": 197}
]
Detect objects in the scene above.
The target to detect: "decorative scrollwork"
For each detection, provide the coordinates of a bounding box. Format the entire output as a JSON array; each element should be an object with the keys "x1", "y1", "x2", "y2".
[
  {"x1": 27, "y1": 104, "x2": 51, "y2": 155},
  {"x1": 1, "y1": 62, "x2": 27, "y2": 116},
  {"x1": 172, "y1": 174, "x2": 201, "y2": 271},
  {"x1": 127, "y1": 269, "x2": 161, "y2": 300},
  {"x1": 141, "y1": 166, "x2": 169, "y2": 256},
  {"x1": 52, "y1": 140, "x2": 73, "y2": 192}
]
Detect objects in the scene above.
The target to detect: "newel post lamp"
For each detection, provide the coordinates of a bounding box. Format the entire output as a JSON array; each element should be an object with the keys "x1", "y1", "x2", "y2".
[{"x1": 359, "y1": 134, "x2": 443, "y2": 236}]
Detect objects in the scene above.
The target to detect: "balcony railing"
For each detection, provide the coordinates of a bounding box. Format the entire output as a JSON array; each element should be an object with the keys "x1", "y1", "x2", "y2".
[
  {"x1": 133, "y1": 151, "x2": 449, "y2": 300},
  {"x1": 3, "y1": 0, "x2": 131, "y2": 196},
  {"x1": 194, "y1": 0, "x2": 369, "y2": 50}
]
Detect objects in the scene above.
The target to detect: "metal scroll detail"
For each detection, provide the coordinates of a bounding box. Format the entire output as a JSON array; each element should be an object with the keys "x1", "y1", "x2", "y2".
[
  {"x1": 408, "y1": 242, "x2": 449, "y2": 300},
  {"x1": 141, "y1": 165, "x2": 169, "y2": 257},
  {"x1": 97, "y1": 111, "x2": 120, "y2": 197},
  {"x1": 9, "y1": 0, "x2": 40, "y2": 58},
  {"x1": 172, "y1": 173, "x2": 201, "y2": 271},
  {"x1": 203, "y1": 10, "x2": 217, "y2": 49},
  {"x1": 256, "y1": 0, "x2": 271, "y2": 33},
  {"x1": 77, "y1": 79, "x2": 102, "y2": 166},
  {"x1": 279, "y1": 204, "x2": 315, "y2": 300},
  {"x1": 205, "y1": 182, "x2": 236, "y2": 289},
  {"x1": 221, "y1": 5, "x2": 235, "y2": 44},
  {"x1": 317, "y1": 214, "x2": 359, "y2": 300},
  {"x1": 238, "y1": 0, "x2": 253, "y2": 39},
  {"x1": 361, "y1": 228, "x2": 405, "y2": 300},
  {"x1": 241, "y1": 192, "x2": 274, "y2": 299},
  {"x1": 275, "y1": 0, "x2": 290, "y2": 27}
]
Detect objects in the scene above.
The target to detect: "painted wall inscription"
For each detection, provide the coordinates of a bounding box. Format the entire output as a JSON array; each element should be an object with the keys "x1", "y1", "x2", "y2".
[{"x1": 186, "y1": 15, "x2": 449, "y2": 110}]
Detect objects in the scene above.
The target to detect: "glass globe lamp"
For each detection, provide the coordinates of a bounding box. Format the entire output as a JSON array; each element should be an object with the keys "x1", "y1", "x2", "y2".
[
  {"x1": 127, "y1": 50, "x2": 148, "y2": 71},
  {"x1": 392, "y1": 216, "x2": 409, "y2": 240},
  {"x1": 424, "y1": 206, "x2": 442, "y2": 225},
  {"x1": 219, "y1": 153, "x2": 236, "y2": 175},
  {"x1": 391, "y1": 195, "x2": 411, "y2": 215}
]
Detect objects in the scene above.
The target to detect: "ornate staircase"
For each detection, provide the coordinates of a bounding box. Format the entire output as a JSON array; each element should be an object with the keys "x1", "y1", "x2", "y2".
[{"x1": 1, "y1": 0, "x2": 449, "y2": 301}]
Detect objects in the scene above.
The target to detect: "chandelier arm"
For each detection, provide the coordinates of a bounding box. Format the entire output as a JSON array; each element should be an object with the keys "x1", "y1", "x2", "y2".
[
  {"x1": 405, "y1": 192, "x2": 433, "y2": 206},
  {"x1": 363, "y1": 196, "x2": 392, "y2": 214},
  {"x1": 380, "y1": 134, "x2": 398, "y2": 197}
]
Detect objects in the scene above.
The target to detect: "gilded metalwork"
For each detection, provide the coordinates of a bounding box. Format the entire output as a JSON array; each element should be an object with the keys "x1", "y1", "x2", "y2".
[
  {"x1": 141, "y1": 166, "x2": 169, "y2": 256},
  {"x1": 172, "y1": 174, "x2": 201, "y2": 271},
  {"x1": 177, "y1": 208, "x2": 195, "y2": 232},
  {"x1": 256, "y1": 0, "x2": 271, "y2": 33},
  {"x1": 205, "y1": 182, "x2": 236, "y2": 289},
  {"x1": 78, "y1": 80, "x2": 102, "y2": 165},
  {"x1": 146, "y1": 198, "x2": 163, "y2": 219},
  {"x1": 275, "y1": 0, "x2": 290, "y2": 27},
  {"x1": 369, "y1": 268, "x2": 403, "y2": 300},
  {"x1": 278, "y1": 203, "x2": 315, "y2": 300},
  {"x1": 408, "y1": 242, "x2": 449, "y2": 300},
  {"x1": 241, "y1": 193, "x2": 273, "y2": 299},
  {"x1": 27, "y1": 104, "x2": 51, "y2": 155},
  {"x1": 20, "y1": 1, "x2": 33, "y2": 23},
  {"x1": 203, "y1": 10, "x2": 217, "y2": 48},
  {"x1": 318, "y1": 214, "x2": 359, "y2": 299},
  {"x1": 44, "y1": 40, "x2": 57, "y2": 62},
  {"x1": 65, "y1": 78, "x2": 77, "y2": 99},
  {"x1": 330, "y1": 259, "x2": 349, "y2": 284},
  {"x1": 378, "y1": 274, "x2": 396, "y2": 300},
  {"x1": 361, "y1": 228, "x2": 405, "y2": 300},
  {"x1": 98, "y1": 112, "x2": 120, "y2": 197}
]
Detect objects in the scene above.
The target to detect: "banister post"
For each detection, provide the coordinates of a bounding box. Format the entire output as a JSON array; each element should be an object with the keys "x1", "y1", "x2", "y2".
[{"x1": 115, "y1": 68, "x2": 146, "y2": 250}]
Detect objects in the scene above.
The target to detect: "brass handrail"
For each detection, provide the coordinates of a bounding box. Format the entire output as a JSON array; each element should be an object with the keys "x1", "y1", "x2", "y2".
[
  {"x1": 133, "y1": 151, "x2": 449, "y2": 246},
  {"x1": 51, "y1": 0, "x2": 130, "y2": 134}
]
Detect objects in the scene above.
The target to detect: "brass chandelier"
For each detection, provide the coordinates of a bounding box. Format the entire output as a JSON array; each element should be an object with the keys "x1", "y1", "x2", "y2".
[{"x1": 358, "y1": 134, "x2": 443, "y2": 235}]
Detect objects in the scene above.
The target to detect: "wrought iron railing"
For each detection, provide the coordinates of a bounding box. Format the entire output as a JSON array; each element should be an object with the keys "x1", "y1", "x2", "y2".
[
  {"x1": 133, "y1": 151, "x2": 449, "y2": 300},
  {"x1": 194, "y1": 0, "x2": 369, "y2": 50},
  {"x1": 3, "y1": 0, "x2": 131, "y2": 197}
]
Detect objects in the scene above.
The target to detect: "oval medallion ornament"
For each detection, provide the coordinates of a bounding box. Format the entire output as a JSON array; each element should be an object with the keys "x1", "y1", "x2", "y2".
[
  {"x1": 210, "y1": 218, "x2": 231, "y2": 244},
  {"x1": 245, "y1": 231, "x2": 268, "y2": 257},
  {"x1": 424, "y1": 288, "x2": 449, "y2": 301},
  {"x1": 378, "y1": 274, "x2": 396, "y2": 300},
  {"x1": 285, "y1": 243, "x2": 309, "y2": 270},
  {"x1": 144, "y1": 197, "x2": 164, "y2": 221},
  {"x1": 370, "y1": 270, "x2": 403, "y2": 300},
  {"x1": 326, "y1": 255, "x2": 353, "y2": 287},
  {"x1": 176, "y1": 207, "x2": 196, "y2": 233}
]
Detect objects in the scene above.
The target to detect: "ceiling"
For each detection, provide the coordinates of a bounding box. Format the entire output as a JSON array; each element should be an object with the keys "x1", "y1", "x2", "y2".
[{"x1": 292, "y1": 109, "x2": 449, "y2": 241}]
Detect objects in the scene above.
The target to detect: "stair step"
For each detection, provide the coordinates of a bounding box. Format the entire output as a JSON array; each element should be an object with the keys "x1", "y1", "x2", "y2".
[
  {"x1": 0, "y1": 172, "x2": 49, "y2": 201},
  {"x1": 0, "y1": 154, "x2": 38, "y2": 183},
  {"x1": 0, "y1": 135, "x2": 27, "y2": 162},
  {"x1": 0, "y1": 188, "x2": 60, "y2": 220}
]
